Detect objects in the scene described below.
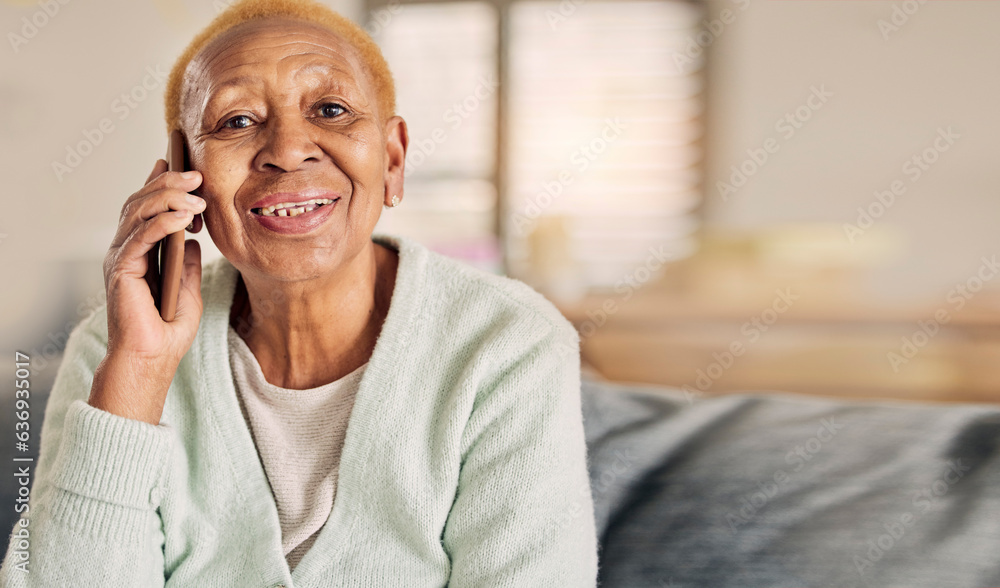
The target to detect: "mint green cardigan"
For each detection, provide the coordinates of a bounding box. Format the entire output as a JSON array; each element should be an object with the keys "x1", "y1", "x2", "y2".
[{"x1": 1, "y1": 233, "x2": 598, "y2": 587}]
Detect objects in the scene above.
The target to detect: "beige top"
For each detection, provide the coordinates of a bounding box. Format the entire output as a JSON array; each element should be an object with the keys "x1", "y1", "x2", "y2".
[{"x1": 227, "y1": 325, "x2": 367, "y2": 571}]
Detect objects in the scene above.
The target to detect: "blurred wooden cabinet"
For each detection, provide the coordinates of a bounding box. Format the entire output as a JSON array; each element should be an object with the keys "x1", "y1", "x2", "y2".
[{"x1": 556, "y1": 243, "x2": 1000, "y2": 404}]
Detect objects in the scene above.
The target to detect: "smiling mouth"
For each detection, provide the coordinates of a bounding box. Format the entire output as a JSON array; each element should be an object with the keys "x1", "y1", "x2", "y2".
[{"x1": 251, "y1": 198, "x2": 339, "y2": 217}]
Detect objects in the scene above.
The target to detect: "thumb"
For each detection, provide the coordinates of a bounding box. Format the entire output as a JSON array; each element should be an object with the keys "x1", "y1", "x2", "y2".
[
  {"x1": 174, "y1": 239, "x2": 203, "y2": 326},
  {"x1": 146, "y1": 159, "x2": 168, "y2": 184}
]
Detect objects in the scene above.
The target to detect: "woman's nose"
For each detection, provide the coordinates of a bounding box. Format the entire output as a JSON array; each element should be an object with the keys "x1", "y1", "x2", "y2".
[{"x1": 254, "y1": 114, "x2": 323, "y2": 173}]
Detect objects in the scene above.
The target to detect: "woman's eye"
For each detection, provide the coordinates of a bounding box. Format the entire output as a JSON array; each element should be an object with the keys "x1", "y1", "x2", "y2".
[
  {"x1": 320, "y1": 103, "x2": 345, "y2": 118},
  {"x1": 223, "y1": 115, "x2": 252, "y2": 129}
]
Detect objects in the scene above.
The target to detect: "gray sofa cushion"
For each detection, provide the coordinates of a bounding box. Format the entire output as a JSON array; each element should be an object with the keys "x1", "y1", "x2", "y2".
[{"x1": 581, "y1": 376, "x2": 1000, "y2": 588}]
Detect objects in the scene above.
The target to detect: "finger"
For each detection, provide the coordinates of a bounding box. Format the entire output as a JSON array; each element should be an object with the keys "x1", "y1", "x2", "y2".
[
  {"x1": 144, "y1": 241, "x2": 161, "y2": 303},
  {"x1": 114, "y1": 161, "x2": 169, "y2": 244},
  {"x1": 113, "y1": 172, "x2": 203, "y2": 247},
  {"x1": 174, "y1": 239, "x2": 203, "y2": 325},
  {"x1": 186, "y1": 212, "x2": 204, "y2": 234},
  {"x1": 124, "y1": 171, "x2": 203, "y2": 218},
  {"x1": 146, "y1": 159, "x2": 167, "y2": 184},
  {"x1": 118, "y1": 169, "x2": 201, "y2": 221},
  {"x1": 130, "y1": 188, "x2": 206, "y2": 224},
  {"x1": 182, "y1": 239, "x2": 202, "y2": 292},
  {"x1": 114, "y1": 210, "x2": 196, "y2": 282}
]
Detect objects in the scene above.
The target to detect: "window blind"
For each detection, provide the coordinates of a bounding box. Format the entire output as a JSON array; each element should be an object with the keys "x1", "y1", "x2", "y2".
[
  {"x1": 370, "y1": 2, "x2": 502, "y2": 273},
  {"x1": 505, "y1": 0, "x2": 704, "y2": 294},
  {"x1": 371, "y1": 0, "x2": 704, "y2": 292}
]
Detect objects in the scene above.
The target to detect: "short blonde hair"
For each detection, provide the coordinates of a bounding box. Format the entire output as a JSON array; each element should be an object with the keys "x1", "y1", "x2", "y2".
[{"x1": 164, "y1": 0, "x2": 396, "y2": 132}]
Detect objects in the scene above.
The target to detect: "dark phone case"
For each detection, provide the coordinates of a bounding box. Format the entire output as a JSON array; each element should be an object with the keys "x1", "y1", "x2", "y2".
[{"x1": 158, "y1": 129, "x2": 186, "y2": 321}]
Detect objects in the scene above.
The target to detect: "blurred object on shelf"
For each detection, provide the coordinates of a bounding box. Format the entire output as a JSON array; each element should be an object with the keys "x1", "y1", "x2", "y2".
[
  {"x1": 557, "y1": 225, "x2": 1000, "y2": 403},
  {"x1": 525, "y1": 215, "x2": 586, "y2": 305}
]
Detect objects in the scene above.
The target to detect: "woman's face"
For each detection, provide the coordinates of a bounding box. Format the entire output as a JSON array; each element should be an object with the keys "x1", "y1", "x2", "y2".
[{"x1": 180, "y1": 18, "x2": 404, "y2": 282}]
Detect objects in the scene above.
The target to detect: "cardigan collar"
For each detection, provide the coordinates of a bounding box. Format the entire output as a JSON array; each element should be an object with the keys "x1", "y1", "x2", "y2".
[{"x1": 190, "y1": 231, "x2": 428, "y2": 583}]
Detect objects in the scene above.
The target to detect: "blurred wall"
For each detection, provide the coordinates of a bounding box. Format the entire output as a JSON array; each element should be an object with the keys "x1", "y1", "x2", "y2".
[{"x1": 701, "y1": 0, "x2": 1000, "y2": 304}]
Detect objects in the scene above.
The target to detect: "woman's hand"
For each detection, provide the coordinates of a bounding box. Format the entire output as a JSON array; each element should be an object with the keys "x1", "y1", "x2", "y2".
[{"x1": 89, "y1": 159, "x2": 206, "y2": 425}]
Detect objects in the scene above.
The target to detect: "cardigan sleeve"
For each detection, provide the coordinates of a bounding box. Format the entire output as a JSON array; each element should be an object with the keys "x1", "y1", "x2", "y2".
[
  {"x1": 442, "y1": 318, "x2": 599, "y2": 587},
  {"x1": 0, "y1": 309, "x2": 171, "y2": 587}
]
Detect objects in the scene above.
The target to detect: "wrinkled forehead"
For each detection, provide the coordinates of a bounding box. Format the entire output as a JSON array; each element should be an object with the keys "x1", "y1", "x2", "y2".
[{"x1": 180, "y1": 17, "x2": 374, "y2": 125}]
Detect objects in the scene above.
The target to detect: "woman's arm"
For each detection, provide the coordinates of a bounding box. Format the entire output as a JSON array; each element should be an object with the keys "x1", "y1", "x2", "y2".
[
  {"x1": 0, "y1": 159, "x2": 203, "y2": 585},
  {"x1": 0, "y1": 309, "x2": 172, "y2": 586},
  {"x1": 442, "y1": 320, "x2": 599, "y2": 587}
]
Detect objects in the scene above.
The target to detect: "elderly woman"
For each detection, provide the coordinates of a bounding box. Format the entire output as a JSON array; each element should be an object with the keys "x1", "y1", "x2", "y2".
[{"x1": 0, "y1": 0, "x2": 597, "y2": 585}]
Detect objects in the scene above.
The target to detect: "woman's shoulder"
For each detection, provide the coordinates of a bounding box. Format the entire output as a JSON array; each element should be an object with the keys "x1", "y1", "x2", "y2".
[
  {"x1": 383, "y1": 233, "x2": 578, "y2": 347},
  {"x1": 64, "y1": 295, "x2": 110, "y2": 352}
]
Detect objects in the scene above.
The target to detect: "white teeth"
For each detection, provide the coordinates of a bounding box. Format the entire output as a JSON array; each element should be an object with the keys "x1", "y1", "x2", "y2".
[{"x1": 257, "y1": 198, "x2": 335, "y2": 217}]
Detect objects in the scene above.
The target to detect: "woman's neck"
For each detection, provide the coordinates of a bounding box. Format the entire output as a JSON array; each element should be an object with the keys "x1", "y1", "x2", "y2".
[{"x1": 229, "y1": 241, "x2": 398, "y2": 389}]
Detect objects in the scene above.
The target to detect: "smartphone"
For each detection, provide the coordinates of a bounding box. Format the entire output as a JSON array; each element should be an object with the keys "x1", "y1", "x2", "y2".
[{"x1": 157, "y1": 129, "x2": 187, "y2": 321}]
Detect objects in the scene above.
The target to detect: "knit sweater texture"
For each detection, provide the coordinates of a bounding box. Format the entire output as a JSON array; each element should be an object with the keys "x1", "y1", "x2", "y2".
[
  {"x1": 228, "y1": 324, "x2": 367, "y2": 572},
  {"x1": 0, "y1": 233, "x2": 598, "y2": 587}
]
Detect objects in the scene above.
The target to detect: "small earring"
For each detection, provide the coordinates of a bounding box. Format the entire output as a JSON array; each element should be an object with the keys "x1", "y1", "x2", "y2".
[{"x1": 388, "y1": 194, "x2": 400, "y2": 207}]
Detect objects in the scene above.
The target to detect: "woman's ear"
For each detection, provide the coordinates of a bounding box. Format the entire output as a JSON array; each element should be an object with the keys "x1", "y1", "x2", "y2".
[
  {"x1": 186, "y1": 213, "x2": 204, "y2": 233},
  {"x1": 383, "y1": 115, "x2": 408, "y2": 206}
]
